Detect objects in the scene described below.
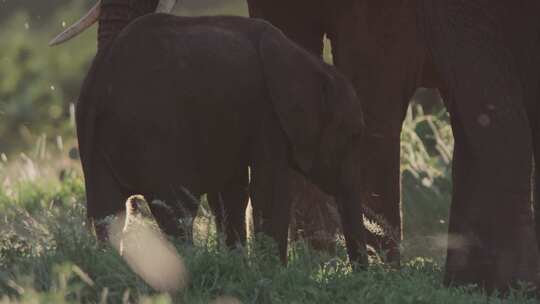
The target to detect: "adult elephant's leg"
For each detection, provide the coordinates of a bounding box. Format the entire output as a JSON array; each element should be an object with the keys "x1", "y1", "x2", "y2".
[
  {"x1": 356, "y1": 128, "x2": 405, "y2": 265},
  {"x1": 528, "y1": 74, "x2": 540, "y2": 252},
  {"x1": 422, "y1": 1, "x2": 540, "y2": 289},
  {"x1": 246, "y1": 0, "x2": 325, "y2": 56},
  {"x1": 208, "y1": 167, "x2": 249, "y2": 248},
  {"x1": 533, "y1": 116, "x2": 540, "y2": 249},
  {"x1": 523, "y1": 73, "x2": 540, "y2": 252},
  {"x1": 519, "y1": 29, "x2": 540, "y2": 251},
  {"x1": 332, "y1": 2, "x2": 424, "y2": 264}
]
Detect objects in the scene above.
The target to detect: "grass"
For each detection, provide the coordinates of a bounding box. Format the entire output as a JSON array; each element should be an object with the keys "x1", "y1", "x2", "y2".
[
  {"x1": 0, "y1": 110, "x2": 537, "y2": 303},
  {"x1": 0, "y1": 186, "x2": 537, "y2": 303}
]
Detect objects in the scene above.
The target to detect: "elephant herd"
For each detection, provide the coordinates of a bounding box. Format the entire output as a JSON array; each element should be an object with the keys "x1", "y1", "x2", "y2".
[{"x1": 50, "y1": 0, "x2": 540, "y2": 291}]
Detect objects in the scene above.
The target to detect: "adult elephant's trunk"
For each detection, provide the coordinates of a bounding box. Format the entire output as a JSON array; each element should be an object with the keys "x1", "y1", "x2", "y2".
[
  {"x1": 49, "y1": 0, "x2": 177, "y2": 50},
  {"x1": 97, "y1": 0, "x2": 155, "y2": 50}
]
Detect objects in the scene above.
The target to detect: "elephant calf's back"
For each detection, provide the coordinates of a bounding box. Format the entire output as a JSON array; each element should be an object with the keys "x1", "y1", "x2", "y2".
[{"x1": 102, "y1": 16, "x2": 267, "y2": 194}]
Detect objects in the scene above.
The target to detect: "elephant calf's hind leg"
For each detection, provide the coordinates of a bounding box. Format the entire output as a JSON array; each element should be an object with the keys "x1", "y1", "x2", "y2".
[
  {"x1": 208, "y1": 167, "x2": 250, "y2": 248},
  {"x1": 85, "y1": 160, "x2": 129, "y2": 242}
]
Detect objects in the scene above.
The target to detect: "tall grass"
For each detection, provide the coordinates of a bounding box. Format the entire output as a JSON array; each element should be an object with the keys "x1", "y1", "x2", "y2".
[{"x1": 0, "y1": 110, "x2": 537, "y2": 303}]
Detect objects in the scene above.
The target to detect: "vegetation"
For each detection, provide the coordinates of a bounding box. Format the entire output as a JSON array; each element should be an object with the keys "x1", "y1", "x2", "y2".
[
  {"x1": 0, "y1": 1, "x2": 94, "y2": 153},
  {"x1": 0, "y1": 150, "x2": 536, "y2": 303}
]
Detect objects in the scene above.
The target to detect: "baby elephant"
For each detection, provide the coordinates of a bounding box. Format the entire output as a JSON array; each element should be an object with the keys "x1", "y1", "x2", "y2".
[{"x1": 75, "y1": 13, "x2": 367, "y2": 264}]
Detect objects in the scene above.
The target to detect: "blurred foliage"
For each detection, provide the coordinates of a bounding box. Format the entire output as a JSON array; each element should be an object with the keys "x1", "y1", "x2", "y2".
[
  {"x1": 0, "y1": 0, "x2": 94, "y2": 22},
  {"x1": 0, "y1": 1, "x2": 96, "y2": 154},
  {"x1": 401, "y1": 104, "x2": 452, "y2": 259},
  {"x1": 0, "y1": 0, "x2": 247, "y2": 155}
]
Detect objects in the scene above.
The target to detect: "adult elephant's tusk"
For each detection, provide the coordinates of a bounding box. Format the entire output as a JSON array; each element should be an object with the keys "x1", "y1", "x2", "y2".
[
  {"x1": 155, "y1": 0, "x2": 178, "y2": 13},
  {"x1": 49, "y1": 1, "x2": 101, "y2": 46}
]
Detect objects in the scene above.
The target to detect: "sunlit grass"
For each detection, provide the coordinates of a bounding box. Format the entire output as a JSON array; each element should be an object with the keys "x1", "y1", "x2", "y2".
[
  {"x1": 0, "y1": 111, "x2": 536, "y2": 303},
  {"x1": 1, "y1": 189, "x2": 536, "y2": 303}
]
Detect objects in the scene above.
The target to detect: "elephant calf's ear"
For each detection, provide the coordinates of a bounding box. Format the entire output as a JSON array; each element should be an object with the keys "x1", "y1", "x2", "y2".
[{"x1": 259, "y1": 28, "x2": 327, "y2": 174}]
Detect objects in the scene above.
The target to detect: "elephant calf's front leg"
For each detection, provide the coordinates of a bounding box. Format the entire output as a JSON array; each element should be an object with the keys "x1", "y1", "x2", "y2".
[{"x1": 250, "y1": 120, "x2": 295, "y2": 263}]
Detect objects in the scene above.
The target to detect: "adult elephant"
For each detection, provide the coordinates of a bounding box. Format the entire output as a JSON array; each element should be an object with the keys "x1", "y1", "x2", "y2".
[{"x1": 248, "y1": 0, "x2": 540, "y2": 289}]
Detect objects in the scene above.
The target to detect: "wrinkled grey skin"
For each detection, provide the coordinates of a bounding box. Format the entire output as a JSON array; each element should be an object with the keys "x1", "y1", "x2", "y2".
[
  {"x1": 78, "y1": 13, "x2": 368, "y2": 265},
  {"x1": 247, "y1": 0, "x2": 540, "y2": 290}
]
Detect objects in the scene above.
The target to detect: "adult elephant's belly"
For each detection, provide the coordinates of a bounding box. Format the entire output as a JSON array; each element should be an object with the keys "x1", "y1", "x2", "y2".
[{"x1": 99, "y1": 25, "x2": 265, "y2": 198}]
